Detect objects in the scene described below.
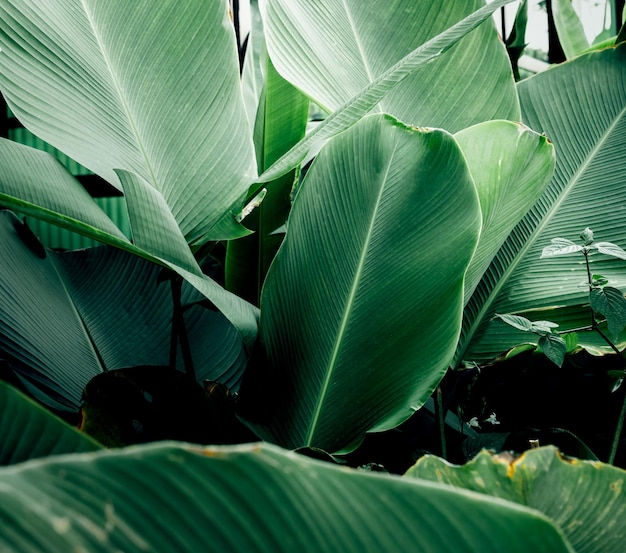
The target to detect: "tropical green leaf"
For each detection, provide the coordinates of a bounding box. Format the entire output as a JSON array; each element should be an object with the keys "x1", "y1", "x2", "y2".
[
  {"x1": 0, "y1": 211, "x2": 247, "y2": 411},
  {"x1": 241, "y1": 0, "x2": 265, "y2": 128},
  {"x1": 0, "y1": 212, "x2": 103, "y2": 411},
  {"x1": 241, "y1": 114, "x2": 481, "y2": 452},
  {"x1": 264, "y1": 0, "x2": 518, "y2": 130},
  {"x1": 0, "y1": 140, "x2": 259, "y2": 344},
  {"x1": 406, "y1": 446, "x2": 626, "y2": 553},
  {"x1": 552, "y1": 0, "x2": 590, "y2": 58},
  {"x1": 459, "y1": 45, "x2": 626, "y2": 362},
  {"x1": 0, "y1": 442, "x2": 573, "y2": 552},
  {"x1": 0, "y1": 0, "x2": 256, "y2": 244},
  {"x1": 257, "y1": 0, "x2": 517, "y2": 184},
  {"x1": 538, "y1": 333, "x2": 567, "y2": 367},
  {"x1": 0, "y1": 382, "x2": 101, "y2": 466},
  {"x1": 455, "y1": 121, "x2": 555, "y2": 301}
]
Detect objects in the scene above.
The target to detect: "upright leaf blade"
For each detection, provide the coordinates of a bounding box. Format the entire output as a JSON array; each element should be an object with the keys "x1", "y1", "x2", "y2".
[
  {"x1": 257, "y1": 0, "x2": 517, "y2": 184},
  {"x1": 243, "y1": 114, "x2": 481, "y2": 452},
  {"x1": 460, "y1": 45, "x2": 626, "y2": 362}
]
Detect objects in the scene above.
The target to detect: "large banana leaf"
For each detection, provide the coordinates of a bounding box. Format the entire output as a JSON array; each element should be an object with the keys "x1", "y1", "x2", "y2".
[
  {"x1": 257, "y1": 0, "x2": 516, "y2": 183},
  {"x1": 263, "y1": 0, "x2": 518, "y2": 132},
  {"x1": 0, "y1": 382, "x2": 102, "y2": 466},
  {"x1": 0, "y1": 139, "x2": 259, "y2": 344},
  {"x1": 0, "y1": 442, "x2": 572, "y2": 552},
  {"x1": 456, "y1": 121, "x2": 556, "y2": 302},
  {"x1": 459, "y1": 45, "x2": 626, "y2": 362},
  {"x1": 0, "y1": 0, "x2": 256, "y2": 244},
  {"x1": 0, "y1": 210, "x2": 247, "y2": 412},
  {"x1": 407, "y1": 446, "x2": 626, "y2": 553},
  {"x1": 242, "y1": 114, "x2": 481, "y2": 452}
]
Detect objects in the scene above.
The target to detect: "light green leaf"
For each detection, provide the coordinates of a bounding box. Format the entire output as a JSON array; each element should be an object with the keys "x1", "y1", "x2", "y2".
[
  {"x1": 540, "y1": 238, "x2": 585, "y2": 258},
  {"x1": 459, "y1": 45, "x2": 626, "y2": 362},
  {"x1": 552, "y1": 0, "x2": 590, "y2": 58},
  {"x1": 455, "y1": 121, "x2": 555, "y2": 301},
  {"x1": 595, "y1": 241, "x2": 626, "y2": 260},
  {"x1": 0, "y1": 0, "x2": 256, "y2": 244},
  {"x1": 226, "y1": 56, "x2": 309, "y2": 305},
  {"x1": 242, "y1": 114, "x2": 481, "y2": 452},
  {"x1": 257, "y1": 0, "x2": 517, "y2": 184},
  {"x1": 0, "y1": 382, "x2": 102, "y2": 466},
  {"x1": 407, "y1": 446, "x2": 626, "y2": 553},
  {"x1": 590, "y1": 286, "x2": 626, "y2": 340},
  {"x1": 496, "y1": 313, "x2": 534, "y2": 332},
  {"x1": 0, "y1": 442, "x2": 573, "y2": 552},
  {"x1": 264, "y1": 0, "x2": 518, "y2": 130}
]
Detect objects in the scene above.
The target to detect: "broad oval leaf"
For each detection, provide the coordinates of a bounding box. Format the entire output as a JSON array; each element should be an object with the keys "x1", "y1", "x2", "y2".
[
  {"x1": 242, "y1": 114, "x2": 481, "y2": 452},
  {"x1": 0, "y1": 382, "x2": 101, "y2": 466},
  {"x1": 407, "y1": 446, "x2": 626, "y2": 553},
  {"x1": 460, "y1": 45, "x2": 626, "y2": 362},
  {"x1": 0, "y1": 442, "x2": 573, "y2": 552},
  {"x1": 0, "y1": 0, "x2": 257, "y2": 243}
]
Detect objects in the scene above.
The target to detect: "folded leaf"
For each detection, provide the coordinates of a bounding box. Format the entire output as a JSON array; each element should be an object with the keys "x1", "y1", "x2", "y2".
[{"x1": 0, "y1": 0, "x2": 257, "y2": 243}]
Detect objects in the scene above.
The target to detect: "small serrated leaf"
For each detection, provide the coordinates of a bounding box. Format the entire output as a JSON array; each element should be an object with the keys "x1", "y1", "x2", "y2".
[
  {"x1": 538, "y1": 333, "x2": 566, "y2": 367},
  {"x1": 495, "y1": 313, "x2": 533, "y2": 332},
  {"x1": 595, "y1": 242, "x2": 626, "y2": 260},
  {"x1": 540, "y1": 238, "x2": 583, "y2": 258},
  {"x1": 530, "y1": 320, "x2": 559, "y2": 333},
  {"x1": 580, "y1": 227, "x2": 594, "y2": 245},
  {"x1": 590, "y1": 286, "x2": 626, "y2": 340}
]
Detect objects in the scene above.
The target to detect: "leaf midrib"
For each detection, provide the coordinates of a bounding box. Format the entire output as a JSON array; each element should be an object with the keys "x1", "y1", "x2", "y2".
[
  {"x1": 305, "y1": 142, "x2": 397, "y2": 445},
  {"x1": 79, "y1": 0, "x2": 161, "y2": 192},
  {"x1": 458, "y1": 100, "x2": 626, "y2": 364}
]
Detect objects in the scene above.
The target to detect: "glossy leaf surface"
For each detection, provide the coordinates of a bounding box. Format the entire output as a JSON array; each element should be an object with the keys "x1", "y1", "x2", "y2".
[
  {"x1": 0, "y1": 0, "x2": 257, "y2": 244},
  {"x1": 460, "y1": 45, "x2": 626, "y2": 361},
  {"x1": 407, "y1": 446, "x2": 626, "y2": 553},
  {"x1": 0, "y1": 442, "x2": 572, "y2": 552},
  {"x1": 246, "y1": 114, "x2": 481, "y2": 452}
]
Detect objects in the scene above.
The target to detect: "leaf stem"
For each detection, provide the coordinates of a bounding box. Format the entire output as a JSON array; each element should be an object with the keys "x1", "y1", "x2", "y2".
[
  {"x1": 435, "y1": 385, "x2": 447, "y2": 459},
  {"x1": 609, "y1": 389, "x2": 626, "y2": 465},
  {"x1": 170, "y1": 277, "x2": 196, "y2": 380}
]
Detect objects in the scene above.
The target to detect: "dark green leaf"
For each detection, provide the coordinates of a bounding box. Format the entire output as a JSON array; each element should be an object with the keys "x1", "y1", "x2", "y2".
[
  {"x1": 0, "y1": 442, "x2": 573, "y2": 552},
  {"x1": 538, "y1": 333, "x2": 567, "y2": 367},
  {"x1": 0, "y1": 382, "x2": 101, "y2": 465},
  {"x1": 590, "y1": 286, "x2": 626, "y2": 340}
]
